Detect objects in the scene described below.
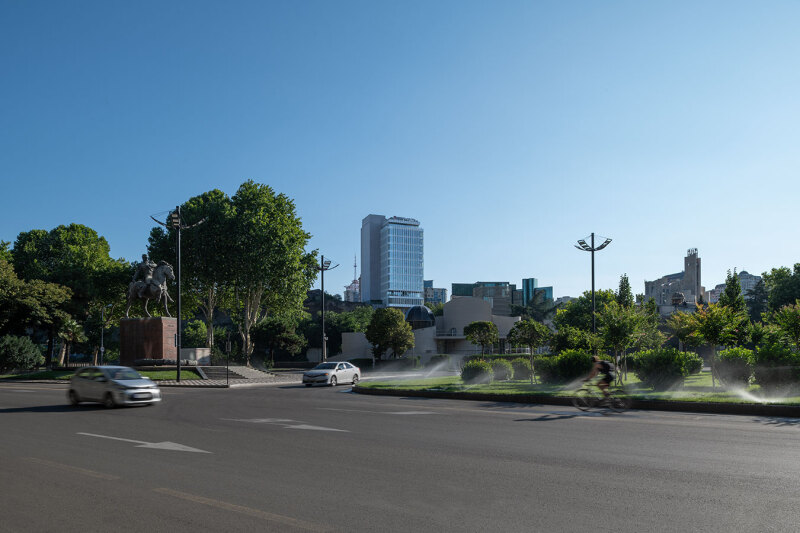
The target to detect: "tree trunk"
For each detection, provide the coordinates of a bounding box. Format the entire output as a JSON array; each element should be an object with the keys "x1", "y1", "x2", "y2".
[{"x1": 46, "y1": 330, "x2": 54, "y2": 369}]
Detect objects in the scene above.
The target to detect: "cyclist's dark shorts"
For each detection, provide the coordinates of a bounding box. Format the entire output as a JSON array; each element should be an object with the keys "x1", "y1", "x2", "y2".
[{"x1": 600, "y1": 373, "x2": 614, "y2": 384}]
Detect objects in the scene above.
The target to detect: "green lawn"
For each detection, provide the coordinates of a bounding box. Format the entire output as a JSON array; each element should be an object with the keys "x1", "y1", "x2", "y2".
[
  {"x1": 358, "y1": 371, "x2": 800, "y2": 405},
  {"x1": 0, "y1": 369, "x2": 202, "y2": 381}
]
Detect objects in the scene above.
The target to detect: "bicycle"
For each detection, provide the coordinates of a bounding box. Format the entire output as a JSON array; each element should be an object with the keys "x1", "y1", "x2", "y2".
[{"x1": 571, "y1": 382, "x2": 631, "y2": 412}]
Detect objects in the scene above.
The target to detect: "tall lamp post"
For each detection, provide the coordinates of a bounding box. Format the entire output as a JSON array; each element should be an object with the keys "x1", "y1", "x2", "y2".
[
  {"x1": 574, "y1": 233, "x2": 612, "y2": 334},
  {"x1": 154, "y1": 207, "x2": 204, "y2": 382},
  {"x1": 99, "y1": 303, "x2": 112, "y2": 365},
  {"x1": 318, "y1": 255, "x2": 339, "y2": 362}
]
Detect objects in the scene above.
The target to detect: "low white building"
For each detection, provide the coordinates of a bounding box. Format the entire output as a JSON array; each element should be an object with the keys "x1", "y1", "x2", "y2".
[{"x1": 340, "y1": 297, "x2": 520, "y2": 365}]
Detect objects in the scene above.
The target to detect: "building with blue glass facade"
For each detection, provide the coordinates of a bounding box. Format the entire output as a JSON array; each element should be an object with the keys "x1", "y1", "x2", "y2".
[{"x1": 361, "y1": 214, "x2": 424, "y2": 308}]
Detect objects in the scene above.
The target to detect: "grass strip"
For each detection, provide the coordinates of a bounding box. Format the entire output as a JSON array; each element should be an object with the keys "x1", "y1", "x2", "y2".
[{"x1": 357, "y1": 372, "x2": 800, "y2": 406}]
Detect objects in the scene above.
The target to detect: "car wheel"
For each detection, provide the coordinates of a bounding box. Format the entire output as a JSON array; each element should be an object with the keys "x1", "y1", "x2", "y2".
[
  {"x1": 68, "y1": 390, "x2": 80, "y2": 406},
  {"x1": 330, "y1": 376, "x2": 337, "y2": 387},
  {"x1": 103, "y1": 392, "x2": 116, "y2": 409},
  {"x1": 352, "y1": 374, "x2": 359, "y2": 385},
  {"x1": 305, "y1": 384, "x2": 313, "y2": 387}
]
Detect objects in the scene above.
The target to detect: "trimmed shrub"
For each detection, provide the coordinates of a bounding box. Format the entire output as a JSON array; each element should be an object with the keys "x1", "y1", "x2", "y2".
[
  {"x1": 461, "y1": 360, "x2": 494, "y2": 384},
  {"x1": 491, "y1": 359, "x2": 514, "y2": 381},
  {"x1": 684, "y1": 352, "x2": 703, "y2": 375},
  {"x1": 534, "y1": 356, "x2": 557, "y2": 383},
  {"x1": 715, "y1": 347, "x2": 754, "y2": 387},
  {"x1": 535, "y1": 350, "x2": 593, "y2": 384},
  {"x1": 753, "y1": 344, "x2": 800, "y2": 393},
  {"x1": 511, "y1": 358, "x2": 532, "y2": 381},
  {"x1": 633, "y1": 348, "x2": 695, "y2": 390},
  {"x1": 0, "y1": 335, "x2": 44, "y2": 373}
]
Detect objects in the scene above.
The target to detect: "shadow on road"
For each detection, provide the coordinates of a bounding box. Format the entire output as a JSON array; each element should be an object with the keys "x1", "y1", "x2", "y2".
[
  {"x1": 754, "y1": 416, "x2": 800, "y2": 428},
  {"x1": 0, "y1": 404, "x2": 102, "y2": 413},
  {"x1": 514, "y1": 414, "x2": 581, "y2": 422}
]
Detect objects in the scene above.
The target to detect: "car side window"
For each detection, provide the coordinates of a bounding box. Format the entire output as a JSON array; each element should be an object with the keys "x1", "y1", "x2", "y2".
[
  {"x1": 337, "y1": 364, "x2": 344, "y2": 370},
  {"x1": 344, "y1": 363, "x2": 353, "y2": 369}
]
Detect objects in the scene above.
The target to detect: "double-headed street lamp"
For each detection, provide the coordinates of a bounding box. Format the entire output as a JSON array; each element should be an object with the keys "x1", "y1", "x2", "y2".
[
  {"x1": 318, "y1": 255, "x2": 339, "y2": 362},
  {"x1": 574, "y1": 232, "x2": 612, "y2": 334},
  {"x1": 153, "y1": 206, "x2": 204, "y2": 382}
]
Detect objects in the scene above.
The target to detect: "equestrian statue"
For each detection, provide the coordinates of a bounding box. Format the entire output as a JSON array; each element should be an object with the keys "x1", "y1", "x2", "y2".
[{"x1": 125, "y1": 254, "x2": 175, "y2": 318}]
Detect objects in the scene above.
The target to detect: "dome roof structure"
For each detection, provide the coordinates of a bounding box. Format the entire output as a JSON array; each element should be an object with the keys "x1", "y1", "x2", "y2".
[{"x1": 404, "y1": 305, "x2": 435, "y2": 330}]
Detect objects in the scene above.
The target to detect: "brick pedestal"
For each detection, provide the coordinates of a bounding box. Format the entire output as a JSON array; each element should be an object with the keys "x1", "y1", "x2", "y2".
[{"x1": 120, "y1": 318, "x2": 178, "y2": 366}]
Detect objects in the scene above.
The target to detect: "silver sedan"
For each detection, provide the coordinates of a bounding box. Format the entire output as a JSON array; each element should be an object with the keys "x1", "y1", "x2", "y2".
[
  {"x1": 68, "y1": 365, "x2": 162, "y2": 408},
  {"x1": 303, "y1": 362, "x2": 360, "y2": 387}
]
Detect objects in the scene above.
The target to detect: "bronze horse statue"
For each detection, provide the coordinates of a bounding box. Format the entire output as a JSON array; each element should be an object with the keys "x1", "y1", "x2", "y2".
[{"x1": 125, "y1": 261, "x2": 175, "y2": 318}]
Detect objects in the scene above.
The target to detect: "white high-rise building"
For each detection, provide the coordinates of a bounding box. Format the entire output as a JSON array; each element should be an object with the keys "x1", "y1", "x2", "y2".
[{"x1": 360, "y1": 214, "x2": 424, "y2": 308}]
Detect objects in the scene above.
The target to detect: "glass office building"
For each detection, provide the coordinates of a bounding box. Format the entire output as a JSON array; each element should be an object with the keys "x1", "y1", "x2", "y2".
[{"x1": 361, "y1": 215, "x2": 424, "y2": 308}]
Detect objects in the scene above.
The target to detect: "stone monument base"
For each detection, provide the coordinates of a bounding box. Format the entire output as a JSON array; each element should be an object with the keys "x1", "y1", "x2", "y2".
[{"x1": 120, "y1": 318, "x2": 178, "y2": 366}]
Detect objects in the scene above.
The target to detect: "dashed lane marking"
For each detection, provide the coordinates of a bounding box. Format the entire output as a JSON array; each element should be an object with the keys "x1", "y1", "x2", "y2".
[
  {"x1": 25, "y1": 457, "x2": 121, "y2": 480},
  {"x1": 153, "y1": 487, "x2": 331, "y2": 531}
]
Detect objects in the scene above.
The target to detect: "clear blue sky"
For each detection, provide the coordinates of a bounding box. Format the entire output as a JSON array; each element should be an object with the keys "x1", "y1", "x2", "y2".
[{"x1": 2, "y1": 1, "x2": 799, "y2": 299}]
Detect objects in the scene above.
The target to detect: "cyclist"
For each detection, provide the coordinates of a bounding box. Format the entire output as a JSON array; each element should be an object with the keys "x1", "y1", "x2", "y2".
[{"x1": 584, "y1": 355, "x2": 616, "y2": 402}]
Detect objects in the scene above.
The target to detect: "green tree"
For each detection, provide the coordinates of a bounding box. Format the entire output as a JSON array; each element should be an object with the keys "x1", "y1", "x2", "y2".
[
  {"x1": 0, "y1": 334, "x2": 44, "y2": 373},
  {"x1": 665, "y1": 311, "x2": 702, "y2": 352},
  {"x1": 597, "y1": 301, "x2": 643, "y2": 381},
  {"x1": 550, "y1": 325, "x2": 599, "y2": 354},
  {"x1": 251, "y1": 315, "x2": 307, "y2": 366},
  {"x1": 11, "y1": 224, "x2": 129, "y2": 364},
  {"x1": 746, "y1": 279, "x2": 768, "y2": 322},
  {"x1": 463, "y1": 321, "x2": 499, "y2": 355},
  {"x1": 616, "y1": 274, "x2": 634, "y2": 308},
  {"x1": 762, "y1": 264, "x2": 800, "y2": 312},
  {"x1": 507, "y1": 319, "x2": 551, "y2": 383},
  {"x1": 718, "y1": 270, "x2": 746, "y2": 314},
  {"x1": 0, "y1": 259, "x2": 73, "y2": 367},
  {"x1": 553, "y1": 289, "x2": 616, "y2": 332},
  {"x1": 365, "y1": 308, "x2": 415, "y2": 361},
  {"x1": 695, "y1": 303, "x2": 742, "y2": 388},
  {"x1": 148, "y1": 189, "x2": 235, "y2": 348},
  {"x1": 428, "y1": 302, "x2": 445, "y2": 317},
  {"x1": 57, "y1": 318, "x2": 87, "y2": 366},
  {"x1": 0, "y1": 241, "x2": 11, "y2": 264},
  {"x1": 767, "y1": 302, "x2": 800, "y2": 351},
  {"x1": 225, "y1": 181, "x2": 317, "y2": 366}
]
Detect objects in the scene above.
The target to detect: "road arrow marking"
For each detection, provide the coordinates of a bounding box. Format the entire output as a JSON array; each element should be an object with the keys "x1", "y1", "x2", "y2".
[{"x1": 77, "y1": 432, "x2": 211, "y2": 453}]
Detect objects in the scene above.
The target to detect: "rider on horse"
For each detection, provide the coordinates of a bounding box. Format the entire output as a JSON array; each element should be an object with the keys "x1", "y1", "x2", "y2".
[{"x1": 132, "y1": 254, "x2": 157, "y2": 298}]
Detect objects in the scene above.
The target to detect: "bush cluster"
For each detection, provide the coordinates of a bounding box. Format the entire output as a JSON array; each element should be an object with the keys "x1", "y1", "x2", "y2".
[
  {"x1": 715, "y1": 347, "x2": 754, "y2": 387},
  {"x1": 535, "y1": 350, "x2": 593, "y2": 384},
  {"x1": 490, "y1": 359, "x2": 514, "y2": 381},
  {"x1": 461, "y1": 360, "x2": 494, "y2": 384},
  {"x1": 0, "y1": 335, "x2": 44, "y2": 373},
  {"x1": 753, "y1": 344, "x2": 800, "y2": 393},
  {"x1": 511, "y1": 358, "x2": 532, "y2": 381},
  {"x1": 632, "y1": 348, "x2": 701, "y2": 390}
]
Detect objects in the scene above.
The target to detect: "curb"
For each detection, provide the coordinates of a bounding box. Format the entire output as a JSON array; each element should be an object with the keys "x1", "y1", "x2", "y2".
[{"x1": 352, "y1": 386, "x2": 800, "y2": 417}]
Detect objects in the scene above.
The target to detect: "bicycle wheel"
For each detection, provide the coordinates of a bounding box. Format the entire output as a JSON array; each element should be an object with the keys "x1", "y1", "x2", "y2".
[
  {"x1": 607, "y1": 394, "x2": 631, "y2": 412},
  {"x1": 571, "y1": 388, "x2": 596, "y2": 411}
]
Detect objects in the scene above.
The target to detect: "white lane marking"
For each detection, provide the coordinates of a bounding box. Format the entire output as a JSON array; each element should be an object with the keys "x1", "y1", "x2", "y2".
[
  {"x1": 77, "y1": 432, "x2": 211, "y2": 453},
  {"x1": 286, "y1": 424, "x2": 348, "y2": 432},
  {"x1": 318, "y1": 407, "x2": 436, "y2": 415},
  {"x1": 9, "y1": 389, "x2": 36, "y2": 393},
  {"x1": 26, "y1": 457, "x2": 121, "y2": 480},
  {"x1": 154, "y1": 488, "x2": 330, "y2": 531},
  {"x1": 223, "y1": 418, "x2": 349, "y2": 432}
]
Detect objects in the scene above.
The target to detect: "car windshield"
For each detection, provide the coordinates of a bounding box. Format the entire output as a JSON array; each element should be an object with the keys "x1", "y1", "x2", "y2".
[
  {"x1": 108, "y1": 368, "x2": 142, "y2": 380},
  {"x1": 312, "y1": 363, "x2": 337, "y2": 369}
]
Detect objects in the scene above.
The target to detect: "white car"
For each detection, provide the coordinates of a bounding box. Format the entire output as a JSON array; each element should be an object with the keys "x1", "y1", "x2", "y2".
[
  {"x1": 303, "y1": 362, "x2": 360, "y2": 387},
  {"x1": 68, "y1": 365, "x2": 162, "y2": 408}
]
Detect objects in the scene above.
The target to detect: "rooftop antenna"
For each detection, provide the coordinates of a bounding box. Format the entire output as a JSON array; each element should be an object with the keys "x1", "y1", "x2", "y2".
[{"x1": 353, "y1": 253, "x2": 357, "y2": 281}]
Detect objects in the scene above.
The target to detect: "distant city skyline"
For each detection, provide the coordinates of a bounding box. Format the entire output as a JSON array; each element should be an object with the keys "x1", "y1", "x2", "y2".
[{"x1": 2, "y1": 1, "x2": 799, "y2": 301}]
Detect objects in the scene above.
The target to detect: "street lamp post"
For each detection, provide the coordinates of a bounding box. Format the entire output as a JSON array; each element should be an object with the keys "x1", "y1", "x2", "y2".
[
  {"x1": 574, "y1": 233, "x2": 612, "y2": 334},
  {"x1": 162, "y1": 206, "x2": 205, "y2": 382},
  {"x1": 100, "y1": 304, "x2": 111, "y2": 366},
  {"x1": 318, "y1": 255, "x2": 338, "y2": 362}
]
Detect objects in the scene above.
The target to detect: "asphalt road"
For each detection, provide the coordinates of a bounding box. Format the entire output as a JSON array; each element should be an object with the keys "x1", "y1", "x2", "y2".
[{"x1": 1, "y1": 381, "x2": 799, "y2": 532}]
